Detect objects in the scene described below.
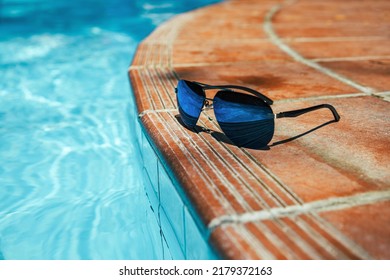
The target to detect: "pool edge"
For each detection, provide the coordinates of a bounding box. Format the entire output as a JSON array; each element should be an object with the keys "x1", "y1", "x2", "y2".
[{"x1": 128, "y1": 0, "x2": 390, "y2": 260}]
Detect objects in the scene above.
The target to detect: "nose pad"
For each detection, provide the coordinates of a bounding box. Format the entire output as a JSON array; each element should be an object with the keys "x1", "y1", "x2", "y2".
[
  {"x1": 202, "y1": 99, "x2": 213, "y2": 111},
  {"x1": 202, "y1": 99, "x2": 214, "y2": 121}
]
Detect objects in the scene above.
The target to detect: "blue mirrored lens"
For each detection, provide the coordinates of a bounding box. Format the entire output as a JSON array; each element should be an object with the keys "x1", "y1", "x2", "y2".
[
  {"x1": 176, "y1": 80, "x2": 205, "y2": 128},
  {"x1": 214, "y1": 91, "x2": 275, "y2": 148}
]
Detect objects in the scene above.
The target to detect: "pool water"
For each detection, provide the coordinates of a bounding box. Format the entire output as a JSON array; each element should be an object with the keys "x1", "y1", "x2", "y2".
[{"x1": 0, "y1": 0, "x2": 219, "y2": 259}]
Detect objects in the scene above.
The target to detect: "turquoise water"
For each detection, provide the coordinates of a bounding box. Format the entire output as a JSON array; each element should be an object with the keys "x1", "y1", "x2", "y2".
[{"x1": 0, "y1": 0, "x2": 219, "y2": 259}]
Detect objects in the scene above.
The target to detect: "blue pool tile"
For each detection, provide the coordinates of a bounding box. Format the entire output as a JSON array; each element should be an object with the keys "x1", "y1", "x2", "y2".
[
  {"x1": 143, "y1": 168, "x2": 159, "y2": 220},
  {"x1": 160, "y1": 207, "x2": 185, "y2": 260},
  {"x1": 141, "y1": 134, "x2": 159, "y2": 194},
  {"x1": 144, "y1": 208, "x2": 164, "y2": 260},
  {"x1": 158, "y1": 162, "x2": 185, "y2": 250},
  {"x1": 184, "y1": 207, "x2": 218, "y2": 260},
  {"x1": 162, "y1": 234, "x2": 173, "y2": 260},
  {"x1": 0, "y1": 236, "x2": 3, "y2": 259},
  {"x1": 135, "y1": 119, "x2": 143, "y2": 149}
]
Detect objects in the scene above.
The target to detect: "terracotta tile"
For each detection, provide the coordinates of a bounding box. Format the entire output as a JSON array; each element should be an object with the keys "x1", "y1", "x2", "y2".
[
  {"x1": 140, "y1": 112, "x2": 266, "y2": 223},
  {"x1": 260, "y1": 219, "x2": 313, "y2": 259},
  {"x1": 130, "y1": 0, "x2": 390, "y2": 260},
  {"x1": 131, "y1": 42, "x2": 147, "y2": 67},
  {"x1": 251, "y1": 216, "x2": 363, "y2": 259},
  {"x1": 133, "y1": 42, "x2": 173, "y2": 67},
  {"x1": 210, "y1": 215, "x2": 368, "y2": 260},
  {"x1": 252, "y1": 96, "x2": 390, "y2": 202},
  {"x1": 269, "y1": 217, "x2": 335, "y2": 259},
  {"x1": 288, "y1": 39, "x2": 390, "y2": 60},
  {"x1": 174, "y1": 62, "x2": 357, "y2": 101},
  {"x1": 176, "y1": 2, "x2": 277, "y2": 41},
  {"x1": 275, "y1": 23, "x2": 390, "y2": 39},
  {"x1": 141, "y1": 113, "x2": 228, "y2": 223},
  {"x1": 194, "y1": 112, "x2": 306, "y2": 209},
  {"x1": 275, "y1": 0, "x2": 390, "y2": 24},
  {"x1": 178, "y1": 22, "x2": 265, "y2": 41},
  {"x1": 298, "y1": 214, "x2": 363, "y2": 259},
  {"x1": 173, "y1": 40, "x2": 290, "y2": 65},
  {"x1": 210, "y1": 225, "x2": 262, "y2": 259},
  {"x1": 273, "y1": 1, "x2": 390, "y2": 38},
  {"x1": 245, "y1": 222, "x2": 289, "y2": 259},
  {"x1": 129, "y1": 68, "x2": 153, "y2": 113},
  {"x1": 141, "y1": 111, "x2": 302, "y2": 216},
  {"x1": 198, "y1": 115, "x2": 302, "y2": 208},
  {"x1": 319, "y1": 59, "x2": 390, "y2": 92},
  {"x1": 320, "y1": 201, "x2": 390, "y2": 259},
  {"x1": 129, "y1": 67, "x2": 178, "y2": 112}
]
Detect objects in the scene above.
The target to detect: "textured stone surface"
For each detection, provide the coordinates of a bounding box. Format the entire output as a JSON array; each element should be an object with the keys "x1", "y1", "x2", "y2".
[
  {"x1": 129, "y1": 0, "x2": 390, "y2": 259},
  {"x1": 320, "y1": 60, "x2": 390, "y2": 92}
]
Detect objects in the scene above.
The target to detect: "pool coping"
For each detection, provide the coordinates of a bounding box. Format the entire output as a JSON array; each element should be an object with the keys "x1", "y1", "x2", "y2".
[{"x1": 128, "y1": 0, "x2": 390, "y2": 259}]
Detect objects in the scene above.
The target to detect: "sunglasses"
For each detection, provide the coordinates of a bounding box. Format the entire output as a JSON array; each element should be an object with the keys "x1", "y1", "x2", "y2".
[{"x1": 175, "y1": 80, "x2": 340, "y2": 149}]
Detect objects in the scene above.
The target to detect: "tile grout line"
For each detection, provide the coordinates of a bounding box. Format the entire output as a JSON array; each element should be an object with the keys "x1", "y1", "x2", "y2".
[
  {"x1": 253, "y1": 221, "x2": 318, "y2": 259},
  {"x1": 130, "y1": 0, "x2": 390, "y2": 259},
  {"x1": 166, "y1": 12, "x2": 198, "y2": 69},
  {"x1": 165, "y1": 112, "x2": 262, "y2": 215},
  {"x1": 195, "y1": 112, "x2": 369, "y2": 258},
  {"x1": 156, "y1": 112, "x2": 237, "y2": 216},
  {"x1": 306, "y1": 213, "x2": 373, "y2": 259},
  {"x1": 208, "y1": 189, "x2": 390, "y2": 231},
  {"x1": 263, "y1": 1, "x2": 376, "y2": 95},
  {"x1": 180, "y1": 108, "x2": 360, "y2": 258},
  {"x1": 149, "y1": 113, "x2": 231, "y2": 216},
  {"x1": 142, "y1": 110, "x2": 338, "y2": 258},
  {"x1": 131, "y1": 65, "x2": 387, "y2": 104},
  {"x1": 376, "y1": 91, "x2": 390, "y2": 95},
  {"x1": 147, "y1": 67, "x2": 167, "y2": 109},
  {"x1": 137, "y1": 68, "x2": 156, "y2": 111},
  {"x1": 311, "y1": 55, "x2": 390, "y2": 63},
  {"x1": 195, "y1": 116, "x2": 288, "y2": 211},
  {"x1": 239, "y1": 149, "x2": 372, "y2": 259}
]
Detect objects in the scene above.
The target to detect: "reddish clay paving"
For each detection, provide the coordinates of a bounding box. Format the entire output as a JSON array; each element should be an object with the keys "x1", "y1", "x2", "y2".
[
  {"x1": 129, "y1": 0, "x2": 390, "y2": 259},
  {"x1": 287, "y1": 40, "x2": 390, "y2": 60},
  {"x1": 319, "y1": 60, "x2": 390, "y2": 92}
]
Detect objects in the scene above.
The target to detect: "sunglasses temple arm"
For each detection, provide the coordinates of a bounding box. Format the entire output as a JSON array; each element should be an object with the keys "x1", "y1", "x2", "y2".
[
  {"x1": 194, "y1": 82, "x2": 274, "y2": 105},
  {"x1": 275, "y1": 104, "x2": 340, "y2": 122}
]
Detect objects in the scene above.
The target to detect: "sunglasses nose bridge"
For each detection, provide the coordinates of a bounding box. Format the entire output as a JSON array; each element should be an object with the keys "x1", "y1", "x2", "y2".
[
  {"x1": 202, "y1": 98, "x2": 214, "y2": 111},
  {"x1": 201, "y1": 98, "x2": 215, "y2": 123}
]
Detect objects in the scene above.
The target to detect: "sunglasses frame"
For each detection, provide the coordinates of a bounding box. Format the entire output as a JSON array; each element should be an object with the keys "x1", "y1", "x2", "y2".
[{"x1": 176, "y1": 80, "x2": 340, "y2": 147}]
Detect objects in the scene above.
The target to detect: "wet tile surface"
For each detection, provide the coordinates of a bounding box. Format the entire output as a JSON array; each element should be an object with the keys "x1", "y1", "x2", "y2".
[{"x1": 129, "y1": 0, "x2": 390, "y2": 259}]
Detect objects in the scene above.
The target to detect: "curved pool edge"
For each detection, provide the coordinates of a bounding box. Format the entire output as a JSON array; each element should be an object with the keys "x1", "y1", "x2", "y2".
[
  {"x1": 129, "y1": 0, "x2": 390, "y2": 259},
  {"x1": 130, "y1": 112, "x2": 220, "y2": 260},
  {"x1": 128, "y1": 7, "x2": 223, "y2": 260}
]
